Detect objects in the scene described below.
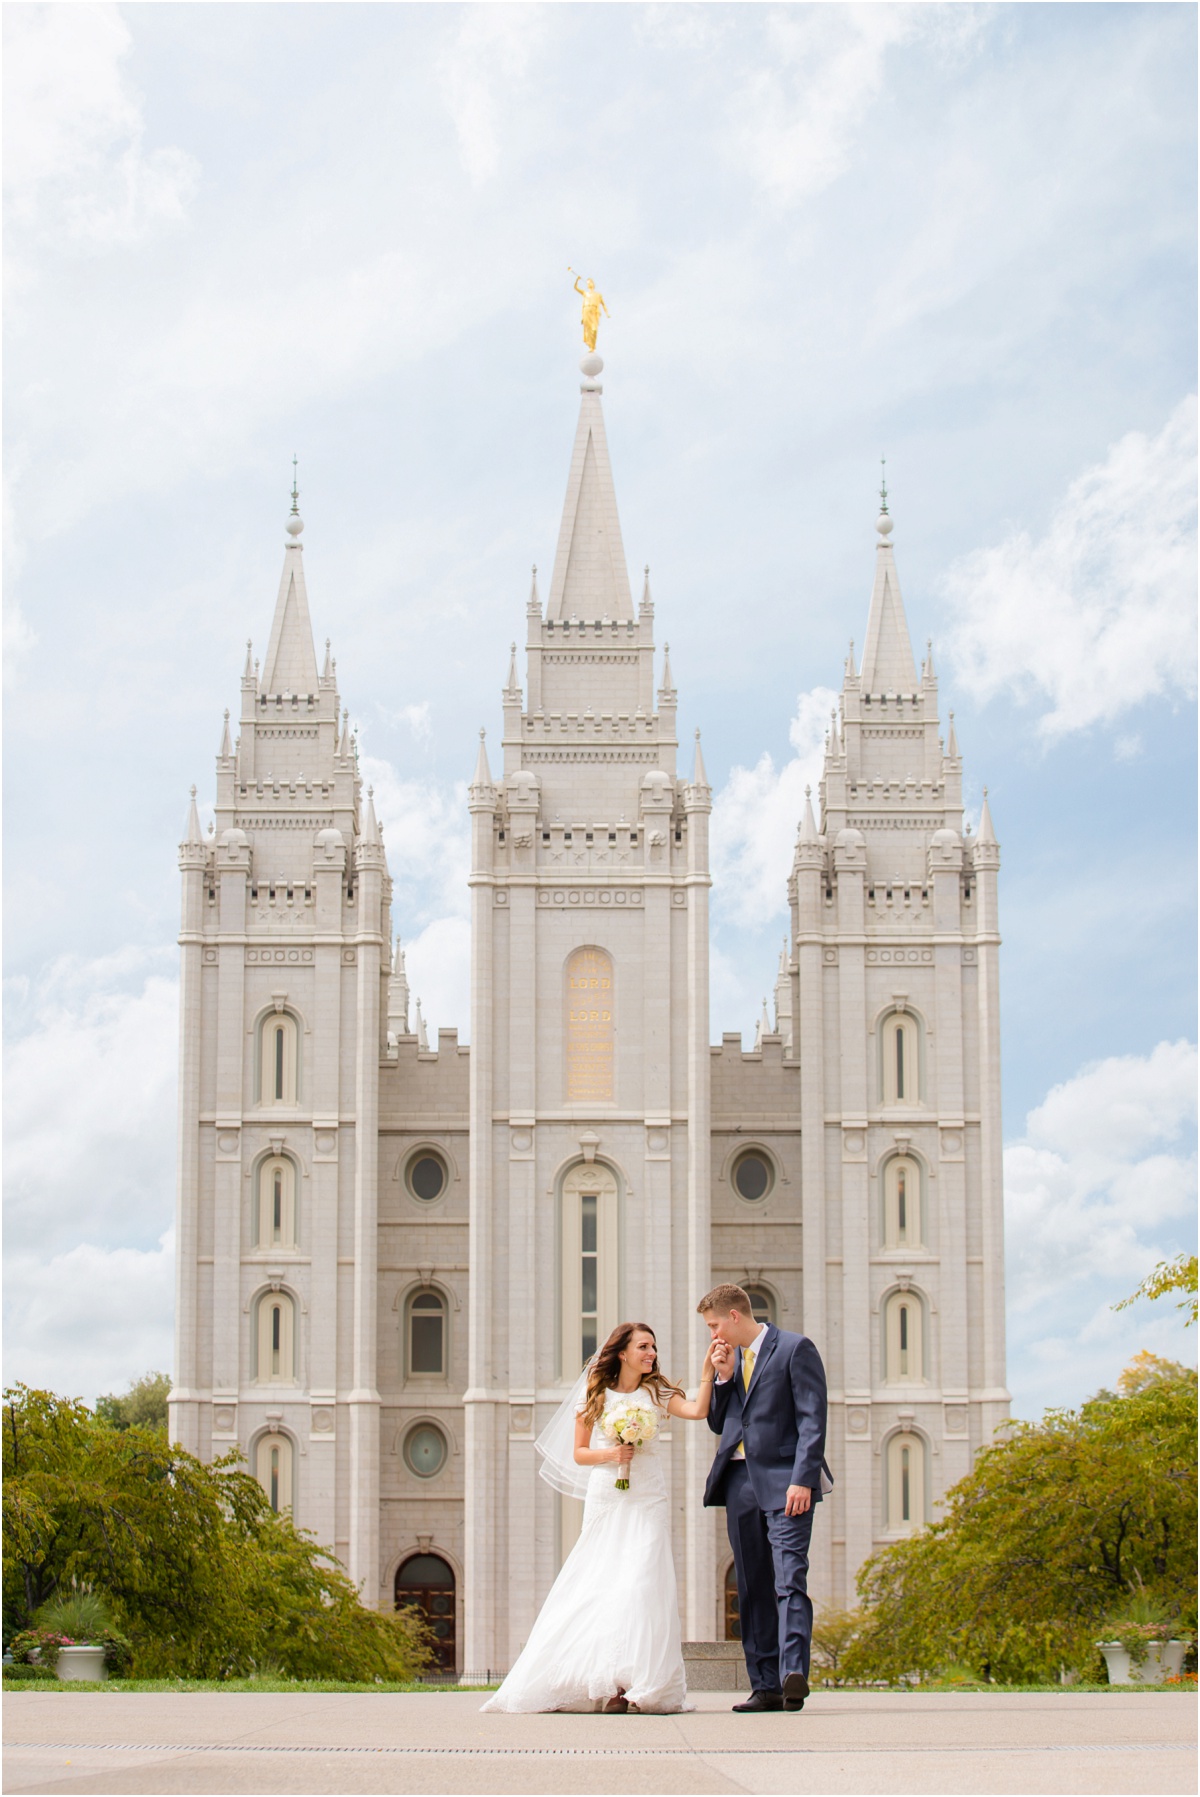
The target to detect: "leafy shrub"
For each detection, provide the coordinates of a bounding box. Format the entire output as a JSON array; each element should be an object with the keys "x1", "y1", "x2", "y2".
[
  {"x1": 842, "y1": 1360, "x2": 1197, "y2": 1686},
  {"x1": 2, "y1": 1660, "x2": 57, "y2": 1683},
  {"x1": 3, "y1": 1385, "x2": 432, "y2": 1683}
]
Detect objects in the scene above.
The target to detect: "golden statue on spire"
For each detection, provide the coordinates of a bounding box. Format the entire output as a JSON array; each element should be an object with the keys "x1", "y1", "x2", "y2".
[{"x1": 569, "y1": 269, "x2": 609, "y2": 352}]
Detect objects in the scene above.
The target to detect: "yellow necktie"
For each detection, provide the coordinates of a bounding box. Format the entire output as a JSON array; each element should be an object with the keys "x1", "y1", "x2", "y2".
[{"x1": 735, "y1": 1347, "x2": 755, "y2": 1460}]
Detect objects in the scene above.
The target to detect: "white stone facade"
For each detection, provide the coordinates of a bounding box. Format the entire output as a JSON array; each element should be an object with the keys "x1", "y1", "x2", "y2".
[{"x1": 171, "y1": 365, "x2": 1009, "y2": 1677}]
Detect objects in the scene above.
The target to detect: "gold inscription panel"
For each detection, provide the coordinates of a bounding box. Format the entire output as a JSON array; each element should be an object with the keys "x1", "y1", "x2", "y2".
[{"x1": 566, "y1": 947, "x2": 614, "y2": 1104}]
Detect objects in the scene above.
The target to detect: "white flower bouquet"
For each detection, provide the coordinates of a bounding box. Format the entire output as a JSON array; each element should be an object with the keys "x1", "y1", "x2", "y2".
[{"x1": 599, "y1": 1399, "x2": 660, "y2": 1489}]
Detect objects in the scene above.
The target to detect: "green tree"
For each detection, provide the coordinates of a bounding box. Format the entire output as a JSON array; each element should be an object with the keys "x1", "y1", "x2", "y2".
[
  {"x1": 843, "y1": 1360, "x2": 1197, "y2": 1685},
  {"x1": 3, "y1": 1386, "x2": 430, "y2": 1681},
  {"x1": 94, "y1": 1371, "x2": 172, "y2": 1433},
  {"x1": 1114, "y1": 1253, "x2": 1198, "y2": 1326}
]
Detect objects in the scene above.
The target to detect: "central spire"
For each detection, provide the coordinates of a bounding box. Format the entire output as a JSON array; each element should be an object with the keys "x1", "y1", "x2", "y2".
[{"x1": 545, "y1": 357, "x2": 633, "y2": 621}]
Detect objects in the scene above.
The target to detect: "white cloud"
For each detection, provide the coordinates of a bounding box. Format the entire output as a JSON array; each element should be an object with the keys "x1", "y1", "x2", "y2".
[
  {"x1": 436, "y1": 3, "x2": 545, "y2": 185},
  {"x1": 4, "y1": 1233, "x2": 175, "y2": 1406},
  {"x1": 3, "y1": 950, "x2": 179, "y2": 1403},
  {"x1": 1005, "y1": 1040, "x2": 1197, "y2": 1412},
  {"x1": 944, "y1": 397, "x2": 1198, "y2": 738},
  {"x1": 711, "y1": 686, "x2": 838, "y2": 928},
  {"x1": 361, "y1": 754, "x2": 470, "y2": 927},
  {"x1": 405, "y1": 916, "x2": 472, "y2": 1046},
  {"x1": 4, "y1": 951, "x2": 179, "y2": 1260},
  {"x1": 725, "y1": 4, "x2": 983, "y2": 207},
  {"x1": 3, "y1": 3, "x2": 199, "y2": 251}
]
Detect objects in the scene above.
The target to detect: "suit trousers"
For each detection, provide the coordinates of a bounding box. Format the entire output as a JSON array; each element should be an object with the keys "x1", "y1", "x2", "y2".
[{"x1": 724, "y1": 1460, "x2": 815, "y2": 1692}]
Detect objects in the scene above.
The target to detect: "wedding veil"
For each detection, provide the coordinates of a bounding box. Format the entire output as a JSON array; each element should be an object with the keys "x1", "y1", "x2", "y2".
[{"x1": 534, "y1": 1362, "x2": 595, "y2": 1501}]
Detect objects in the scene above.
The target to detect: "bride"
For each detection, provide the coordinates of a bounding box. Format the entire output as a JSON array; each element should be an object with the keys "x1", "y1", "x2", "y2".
[{"x1": 481, "y1": 1322, "x2": 715, "y2": 1714}]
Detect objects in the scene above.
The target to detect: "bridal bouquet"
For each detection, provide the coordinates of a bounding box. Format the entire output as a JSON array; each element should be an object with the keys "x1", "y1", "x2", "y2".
[{"x1": 599, "y1": 1400, "x2": 659, "y2": 1490}]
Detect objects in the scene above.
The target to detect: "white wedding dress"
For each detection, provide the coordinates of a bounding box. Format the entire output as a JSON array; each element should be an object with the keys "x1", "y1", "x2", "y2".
[{"x1": 481, "y1": 1389, "x2": 690, "y2": 1713}]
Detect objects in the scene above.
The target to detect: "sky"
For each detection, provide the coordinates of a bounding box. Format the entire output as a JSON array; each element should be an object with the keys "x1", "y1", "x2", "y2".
[{"x1": 4, "y1": 2, "x2": 1196, "y2": 1422}]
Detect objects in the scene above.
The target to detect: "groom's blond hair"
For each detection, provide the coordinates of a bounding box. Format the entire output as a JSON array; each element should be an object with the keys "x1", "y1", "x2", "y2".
[{"x1": 697, "y1": 1283, "x2": 753, "y2": 1318}]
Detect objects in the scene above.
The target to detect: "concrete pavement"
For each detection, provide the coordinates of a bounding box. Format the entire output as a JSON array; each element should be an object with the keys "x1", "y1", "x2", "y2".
[{"x1": 4, "y1": 1689, "x2": 1195, "y2": 1795}]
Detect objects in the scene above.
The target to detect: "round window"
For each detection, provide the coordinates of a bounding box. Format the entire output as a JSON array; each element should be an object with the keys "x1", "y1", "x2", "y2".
[
  {"x1": 407, "y1": 1152, "x2": 447, "y2": 1202},
  {"x1": 732, "y1": 1150, "x2": 772, "y2": 1202},
  {"x1": 404, "y1": 1424, "x2": 447, "y2": 1479}
]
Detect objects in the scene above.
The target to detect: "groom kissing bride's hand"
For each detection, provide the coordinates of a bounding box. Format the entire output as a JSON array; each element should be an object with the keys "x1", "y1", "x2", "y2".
[{"x1": 700, "y1": 1283, "x2": 832, "y2": 1713}]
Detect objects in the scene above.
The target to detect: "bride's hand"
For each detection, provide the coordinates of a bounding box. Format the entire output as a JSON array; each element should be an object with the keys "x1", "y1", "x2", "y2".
[
  {"x1": 614, "y1": 1443, "x2": 634, "y2": 1467},
  {"x1": 701, "y1": 1344, "x2": 715, "y2": 1377}
]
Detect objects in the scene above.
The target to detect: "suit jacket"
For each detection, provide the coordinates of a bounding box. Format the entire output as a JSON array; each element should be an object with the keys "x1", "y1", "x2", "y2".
[{"x1": 703, "y1": 1323, "x2": 831, "y2": 1512}]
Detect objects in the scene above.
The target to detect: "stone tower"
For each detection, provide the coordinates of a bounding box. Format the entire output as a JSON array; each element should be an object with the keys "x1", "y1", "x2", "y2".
[
  {"x1": 171, "y1": 489, "x2": 393, "y2": 1598},
  {"x1": 782, "y1": 491, "x2": 1008, "y2": 1601},
  {"x1": 462, "y1": 353, "x2": 716, "y2": 1675}
]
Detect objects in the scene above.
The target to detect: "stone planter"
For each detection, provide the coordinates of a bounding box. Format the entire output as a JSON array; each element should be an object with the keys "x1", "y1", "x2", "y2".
[
  {"x1": 56, "y1": 1645, "x2": 107, "y2": 1682},
  {"x1": 1097, "y1": 1640, "x2": 1188, "y2": 1685}
]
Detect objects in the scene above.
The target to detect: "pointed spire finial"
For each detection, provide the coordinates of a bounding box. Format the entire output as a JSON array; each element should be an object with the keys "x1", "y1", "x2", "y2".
[
  {"x1": 285, "y1": 457, "x2": 304, "y2": 539},
  {"x1": 184, "y1": 785, "x2": 203, "y2": 845},
  {"x1": 876, "y1": 457, "x2": 893, "y2": 538},
  {"x1": 692, "y1": 726, "x2": 709, "y2": 788},
  {"x1": 978, "y1": 785, "x2": 997, "y2": 844},
  {"x1": 219, "y1": 709, "x2": 233, "y2": 759},
  {"x1": 946, "y1": 708, "x2": 960, "y2": 759},
  {"x1": 798, "y1": 784, "x2": 819, "y2": 845},
  {"x1": 506, "y1": 641, "x2": 519, "y2": 691},
  {"x1": 472, "y1": 726, "x2": 493, "y2": 789},
  {"x1": 660, "y1": 640, "x2": 675, "y2": 693},
  {"x1": 243, "y1": 639, "x2": 254, "y2": 679}
]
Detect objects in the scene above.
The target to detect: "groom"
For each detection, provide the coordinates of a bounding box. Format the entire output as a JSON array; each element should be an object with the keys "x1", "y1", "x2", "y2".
[{"x1": 698, "y1": 1283, "x2": 830, "y2": 1713}]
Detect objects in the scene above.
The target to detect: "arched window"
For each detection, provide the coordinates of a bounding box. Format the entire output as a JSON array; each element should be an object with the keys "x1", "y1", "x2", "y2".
[
  {"x1": 883, "y1": 1289, "x2": 924, "y2": 1385},
  {"x1": 255, "y1": 1156, "x2": 297, "y2": 1249},
  {"x1": 395, "y1": 1553, "x2": 456, "y2": 1675},
  {"x1": 886, "y1": 1431, "x2": 927, "y2": 1532},
  {"x1": 744, "y1": 1286, "x2": 775, "y2": 1328},
  {"x1": 883, "y1": 1156, "x2": 922, "y2": 1250},
  {"x1": 881, "y1": 1010, "x2": 921, "y2": 1107},
  {"x1": 407, "y1": 1289, "x2": 447, "y2": 1377},
  {"x1": 255, "y1": 1290, "x2": 296, "y2": 1384},
  {"x1": 255, "y1": 1431, "x2": 294, "y2": 1512},
  {"x1": 559, "y1": 1161, "x2": 619, "y2": 1375},
  {"x1": 259, "y1": 1010, "x2": 299, "y2": 1107}
]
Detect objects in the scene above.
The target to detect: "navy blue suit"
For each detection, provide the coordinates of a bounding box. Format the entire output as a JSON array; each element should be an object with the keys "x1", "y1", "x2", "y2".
[{"x1": 705, "y1": 1325, "x2": 830, "y2": 1694}]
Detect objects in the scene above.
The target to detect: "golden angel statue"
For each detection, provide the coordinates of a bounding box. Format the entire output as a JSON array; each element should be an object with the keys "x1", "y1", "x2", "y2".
[{"x1": 570, "y1": 271, "x2": 610, "y2": 352}]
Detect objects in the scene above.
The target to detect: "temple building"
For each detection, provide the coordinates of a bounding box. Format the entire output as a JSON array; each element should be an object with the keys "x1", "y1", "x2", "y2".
[{"x1": 170, "y1": 354, "x2": 1009, "y2": 1678}]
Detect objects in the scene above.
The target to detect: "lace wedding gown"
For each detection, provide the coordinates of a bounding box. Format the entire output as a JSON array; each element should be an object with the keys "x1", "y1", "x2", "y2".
[{"x1": 481, "y1": 1389, "x2": 690, "y2": 1713}]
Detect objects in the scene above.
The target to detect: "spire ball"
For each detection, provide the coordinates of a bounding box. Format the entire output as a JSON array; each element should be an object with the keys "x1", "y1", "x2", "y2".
[
  {"x1": 580, "y1": 352, "x2": 603, "y2": 379},
  {"x1": 876, "y1": 511, "x2": 893, "y2": 537}
]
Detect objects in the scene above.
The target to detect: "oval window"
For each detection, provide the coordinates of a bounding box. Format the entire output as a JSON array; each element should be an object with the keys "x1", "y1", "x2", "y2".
[
  {"x1": 404, "y1": 1424, "x2": 447, "y2": 1479},
  {"x1": 732, "y1": 1150, "x2": 772, "y2": 1202},
  {"x1": 407, "y1": 1153, "x2": 447, "y2": 1202}
]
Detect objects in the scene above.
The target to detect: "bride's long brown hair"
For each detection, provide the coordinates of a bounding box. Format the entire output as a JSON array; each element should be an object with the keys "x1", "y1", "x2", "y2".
[{"x1": 580, "y1": 1322, "x2": 684, "y2": 1428}]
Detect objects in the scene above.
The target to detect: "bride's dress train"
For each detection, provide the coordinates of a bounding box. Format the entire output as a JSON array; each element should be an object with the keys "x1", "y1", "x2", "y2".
[{"x1": 481, "y1": 1390, "x2": 690, "y2": 1713}]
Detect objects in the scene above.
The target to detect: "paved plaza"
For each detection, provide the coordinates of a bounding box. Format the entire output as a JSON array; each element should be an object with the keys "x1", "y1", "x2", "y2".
[{"x1": 4, "y1": 1690, "x2": 1195, "y2": 1796}]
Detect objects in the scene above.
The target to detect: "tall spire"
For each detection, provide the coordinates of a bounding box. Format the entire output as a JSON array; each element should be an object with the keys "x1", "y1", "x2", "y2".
[
  {"x1": 472, "y1": 727, "x2": 493, "y2": 789},
  {"x1": 260, "y1": 467, "x2": 320, "y2": 695},
  {"x1": 218, "y1": 710, "x2": 233, "y2": 759},
  {"x1": 184, "y1": 784, "x2": 203, "y2": 845},
  {"x1": 545, "y1": 364, "x2": 633, "y2": 621},
  {"x1": 388, "y1": 936, "x2": 410, "y2": 1036},
  {"x1": 946, "y1": 709, "x2": 960, "y2": 759},
  {"x1": 978, "y1": 786, "x2": 997, "y2": 844},
  {"x1": 860, "y1": 477, "x2": 918, "y2": 694},
  {"x1": 798, "y1": 783, "x2": 819, "y2": 844}
]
